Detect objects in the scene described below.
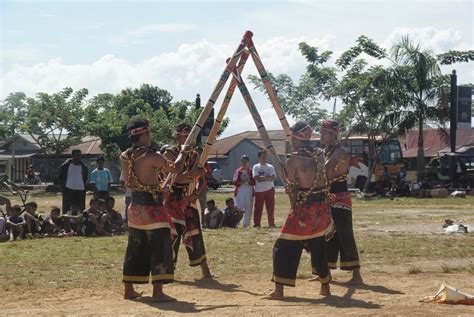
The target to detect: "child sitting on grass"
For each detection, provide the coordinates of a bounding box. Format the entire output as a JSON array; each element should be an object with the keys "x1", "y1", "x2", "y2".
[
  {"x1": 63, "y1": 203, "x2": 83, "y2": 236},
  {"x1": 222, "y1": 197, "x2": 244, "y2": 228},
  {"x1": 105, "y1": 196, "x2": 125, "y2": 234},
  {"x1": 7, "y1": 205, "x2": 26, "y2": 241},
  {"x1": 41, "y1": 206, "x2": 66, "y2": 237},
  {"x1": 83, "y1": 198, "x2": 109, "y2": 236},
  {"x1": 23, "y1": 201, "x2": 43, "y2": 239}
]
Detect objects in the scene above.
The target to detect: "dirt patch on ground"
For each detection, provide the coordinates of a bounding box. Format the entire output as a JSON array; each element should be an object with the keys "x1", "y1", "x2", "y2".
[{"x1": 2, "y1": 271, "x2": 473, "y2": 316}]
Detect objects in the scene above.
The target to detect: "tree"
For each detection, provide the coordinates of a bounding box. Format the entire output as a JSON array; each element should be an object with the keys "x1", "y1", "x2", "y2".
[
  {"x1": 391, "y1": 36, "x2": 473, "y2": 180},
  {"x1": 9, "y1": 88, "x2": 90, "y2": 181},
  {"x1": 85, "y1": 84, "x2": 229, "y2": 155}
]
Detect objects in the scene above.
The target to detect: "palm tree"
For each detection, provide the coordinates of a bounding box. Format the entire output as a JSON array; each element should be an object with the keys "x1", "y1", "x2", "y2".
[{"x1": 391, "y1": 36, "x2": 447, "y2": 181}]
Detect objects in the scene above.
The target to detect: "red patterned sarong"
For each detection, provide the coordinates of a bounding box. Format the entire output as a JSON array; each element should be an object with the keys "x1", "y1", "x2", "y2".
[
  {"x1": 331, "y1": 191, "x2": 352, "y2": 211},
  {"x1": 279, "y1": 200, "x2": 332, "y2": 240},
  {"x1": 128, "y1": 204, "x2": 176, "y2": 235}
]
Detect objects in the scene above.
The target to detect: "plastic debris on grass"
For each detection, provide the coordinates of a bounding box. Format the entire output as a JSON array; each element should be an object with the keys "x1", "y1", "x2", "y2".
[{"x1": 421, "y1": 284, "x2": 474, "y2": 305}]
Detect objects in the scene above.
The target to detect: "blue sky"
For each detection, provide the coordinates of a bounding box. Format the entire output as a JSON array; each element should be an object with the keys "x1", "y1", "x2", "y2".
[{"x1": 1, "y1": 0, "x2": 473, "y2": 136}]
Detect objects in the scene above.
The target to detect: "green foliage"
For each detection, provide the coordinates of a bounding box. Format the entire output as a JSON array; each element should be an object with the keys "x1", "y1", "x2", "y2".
[
  {"x1": 4, "y1": 88, "x2": 89, "y2": 156},
  {"x1": 437, "y1": 50, "x2": 474, "y2": 65},
  {"x1": 336, "y1": 35, "x2": 387, "y2": 70}
]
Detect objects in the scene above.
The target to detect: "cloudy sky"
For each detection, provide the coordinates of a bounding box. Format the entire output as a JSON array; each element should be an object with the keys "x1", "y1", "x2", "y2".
[{"x1": 1, "y1": 0, "x2": 473, "y2": 137}]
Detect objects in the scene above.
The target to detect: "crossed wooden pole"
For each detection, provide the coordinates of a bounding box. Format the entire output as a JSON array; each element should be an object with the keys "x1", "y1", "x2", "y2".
[{"x1": 166, "y1": 30, "x2": 291, "y2": 188}]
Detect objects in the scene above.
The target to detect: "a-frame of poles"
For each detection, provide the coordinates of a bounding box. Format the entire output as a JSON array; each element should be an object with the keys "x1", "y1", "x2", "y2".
[{"x1": 190, "y1": 30, "x2": 292, "y2": 184}]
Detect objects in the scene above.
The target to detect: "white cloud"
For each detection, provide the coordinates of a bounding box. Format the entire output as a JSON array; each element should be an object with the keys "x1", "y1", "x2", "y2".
[
  {"x1": 111, "y1": 23, "x2": 198, "y2": 43},
  {"x1": 384, "y1": 27, "x2": 467, "y2": 53}
]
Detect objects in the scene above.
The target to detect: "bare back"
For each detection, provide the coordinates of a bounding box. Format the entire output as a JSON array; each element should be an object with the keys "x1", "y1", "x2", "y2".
[
  {"x1": 121, "y1": 150, "x2": 167, "y2": 187},
  {"x1": 325, "y1": 146, "x2": 349, "y2": 181}
]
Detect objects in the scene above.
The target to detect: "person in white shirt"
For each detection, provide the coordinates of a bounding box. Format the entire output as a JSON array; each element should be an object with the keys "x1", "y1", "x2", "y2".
[
  {"x1": 252, "y1": 150, "x2": 276, "y2": 228},
  {"x1": 58, "y1": 149, "x2": 88, "y2": 213},
  {"x1": 232, "y1": 155, "x2": 255, "y2": 228}
]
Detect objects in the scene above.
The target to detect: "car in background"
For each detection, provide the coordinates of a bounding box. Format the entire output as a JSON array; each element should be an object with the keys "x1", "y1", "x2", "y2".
[{"x1": 206, "y1": 161, "x2": 224, "y2": 190}]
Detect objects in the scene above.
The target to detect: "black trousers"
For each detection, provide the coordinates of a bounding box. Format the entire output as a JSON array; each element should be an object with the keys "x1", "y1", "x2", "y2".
[
  {"x1": 326, "y1": 207, "x2": 360, "y2": 270},
  {"x1": 62, "y1": 188, "x2": 86, "y2": 213},
  {"x1": 123, "y1": 227, "x2": 174, "y2": 284},
  {"x1": 272, "y1": 237, "x2": 330, "y2": 286},
  {"x1": 172, "y1": 207, "x2": 206, "y2": 267}
]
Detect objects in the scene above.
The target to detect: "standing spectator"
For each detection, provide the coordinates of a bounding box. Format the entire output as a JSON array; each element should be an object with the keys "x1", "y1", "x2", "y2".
[
  {"x1": 232, "y1": 155, "x2": 255, "y2": 228},
  {"x1": 252, "y1": 150, "x2": 276, "y2": 228},
  {"x1": 222, "y1": 197, "x2": 244, "y2": 228},
  {"x1": 58, "y1": 149, "x2": 88, "y2": 213},
  {"x1": 90, "y1": 156, "x2": 113, "y2": 200},
  {"x1": 204, "y1": 200, "x2": 223, "y2": 229}
]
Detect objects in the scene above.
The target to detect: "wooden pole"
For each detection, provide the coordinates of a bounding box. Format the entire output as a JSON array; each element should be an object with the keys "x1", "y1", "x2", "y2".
[
  {"x1": 199, "y1": 50, "x2": 250, "y2": 166},
  {"x1": 247, "y1": 38, "x2": 292, "y2": 150},
  {"x1": 164, "y1": 31, "x2": 253, "y2": 188},
  {"x1": 231, "y1": 64, "x2": 287, "y2": 183}
]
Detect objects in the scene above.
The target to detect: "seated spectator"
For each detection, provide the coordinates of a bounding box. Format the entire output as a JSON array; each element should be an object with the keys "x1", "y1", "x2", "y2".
[
  {"x1": 0, "y1": 213, "x2": 7, "y2": 241},
  {"x1": 7, "y1": 205, "x2": 26, "y2": 241},
  {"x1": 222, "y1": 197, "x2": 244, "y2": 228},
  {"x1": 63, "y1": 203, "x2": 83, "y2": 235},
  {"x1": 204, "y1": 199, "x2": 223, "y2": 229},
  {"x1": 23, "y1": 201, "x2": 43, "y2": 239},
  {"x1": 105, "y1": 196, "x2": 125, "y2": 234},
  {"x1": 41, "y1": 206, "x2": 66, "y2": 237},
  {"x1": 83, "y1": 198, "x2": 109, "y2": 236}
]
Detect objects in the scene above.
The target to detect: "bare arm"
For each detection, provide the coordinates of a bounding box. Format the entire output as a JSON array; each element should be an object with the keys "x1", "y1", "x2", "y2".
[{"x1": 285, "y1": 157, "x2": 297, "y2": 210}]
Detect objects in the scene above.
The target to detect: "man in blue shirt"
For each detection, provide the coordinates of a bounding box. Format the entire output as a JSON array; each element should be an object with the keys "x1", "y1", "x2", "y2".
[{"x1": 90, "y1": 156, "x2": 113, "y2": 200}]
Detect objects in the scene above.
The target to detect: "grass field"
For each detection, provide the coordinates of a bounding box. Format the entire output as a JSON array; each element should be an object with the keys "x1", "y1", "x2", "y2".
[{"x1": 1, "y1": 191, "x2": 473, "y2": 315}]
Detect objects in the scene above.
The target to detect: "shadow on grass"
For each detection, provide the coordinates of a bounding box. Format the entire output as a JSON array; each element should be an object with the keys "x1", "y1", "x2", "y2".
[
  {"x1": 175, "y1": 278, "x2": 261, "y2": 296},
  {"x1": 260, "y1": 295, "x2": 382, "y2": 309},
  {"x1": 133, "y1": 297, "x2": 238, "y2": 313},
  {"x1": 331, "y1": 281, "x2": 404, "y2": 295}
]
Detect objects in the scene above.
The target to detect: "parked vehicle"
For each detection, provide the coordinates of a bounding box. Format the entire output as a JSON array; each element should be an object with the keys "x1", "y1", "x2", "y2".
[{"x1": 206, "y1": 161, "x2": 223, "y2": 190}]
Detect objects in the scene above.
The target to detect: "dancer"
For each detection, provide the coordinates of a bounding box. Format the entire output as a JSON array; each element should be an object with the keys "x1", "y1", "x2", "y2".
[
  {"x1": 265, "y1": 121, "x2": 332, "y2": 300},
  {"x1": 120, "y1": 118, "x2": 189, "y2": 302},
  {"x1": 163, "y1": 123, "x2": 213, "y2": 278},
  {"x1": 320, "y1": 120, "x2": 363, "y2": 285}
]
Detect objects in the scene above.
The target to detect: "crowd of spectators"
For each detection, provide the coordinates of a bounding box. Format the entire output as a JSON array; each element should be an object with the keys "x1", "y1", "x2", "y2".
[{"x1": 0, "y1": 196, "x2": 126, "y2": 242}]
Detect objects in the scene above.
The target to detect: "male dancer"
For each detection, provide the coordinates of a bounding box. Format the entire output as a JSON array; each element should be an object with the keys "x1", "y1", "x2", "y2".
[
  {"x1": 163, "y1": 123, "x2": 213, "y2": 278},
  {"x1": 120, "y1": 119, "x2": 189, "y2": 302},
  {"x1": 265, "y1": 121, "x2": 332, "y2": 299},
  {"x1": 320, "y1": 120, "x2": 363, "y2": 284}
]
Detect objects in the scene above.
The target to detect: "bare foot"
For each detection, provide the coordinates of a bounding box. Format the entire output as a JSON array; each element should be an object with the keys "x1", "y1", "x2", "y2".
[
  {"x1": 124, "y1": 290, "x2": 143, "y2": 300},
  {"x1": 262, "y1": 290, "x2": 284, "y2": 300},
  {"x1": 308, "y1": 276, "x2": 320, "y2": 282},
  {"x1": 150, "y1": 293, "x2": 177, "y2": 302},
  {"x1": 347, "y1": 276, "x2": 363, "y2": 285},
  {"x1": 347, "y1": 269, "x2": 363, "y2": 285},
  {"x1": 320, "y1": 283, "x2": 331, "y2": 296}
]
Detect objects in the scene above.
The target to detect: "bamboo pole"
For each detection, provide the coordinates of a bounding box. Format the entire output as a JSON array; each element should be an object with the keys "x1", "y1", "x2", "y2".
[
  {"x1": 247, "y1": 38, "x2": 292, "y2": 150},
  {"x1": 163, "y1": 31, "x2": 253, "y2": 188},
  {"x1": 199, "y1": 50, "x2": 250, "y2": 166},
  {"x1": 231, "y1": 63, "x2": 287, "y2": 183}
]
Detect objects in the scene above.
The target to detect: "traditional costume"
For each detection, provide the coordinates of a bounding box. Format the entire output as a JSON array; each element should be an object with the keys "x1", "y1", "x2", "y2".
[
  {"x1": 322, "y1": 121, "x2": 360, "y2": 271},
  {"x1": 121, "y1": 137, "x2": 176, "y2": 285},
  {"x1": 164, "y1": 146, "x2": 207, "y2": 267},
  {"x1": 272, "y1": 125, "x2": 332, "y2": 287}
]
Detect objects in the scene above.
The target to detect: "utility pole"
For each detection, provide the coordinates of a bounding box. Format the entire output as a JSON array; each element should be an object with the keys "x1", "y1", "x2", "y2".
[{"x1": 449, "y1": 70, "x2": 458, "y2": 184}]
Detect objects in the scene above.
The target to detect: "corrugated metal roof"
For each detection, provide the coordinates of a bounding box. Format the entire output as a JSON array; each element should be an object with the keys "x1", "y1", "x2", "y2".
[
  {"x1": 402, "y1": 128, "x2": 474, "y2": 158},
  {"x1": 211, "y1": 130, "x2": 317, "y2": 156}
]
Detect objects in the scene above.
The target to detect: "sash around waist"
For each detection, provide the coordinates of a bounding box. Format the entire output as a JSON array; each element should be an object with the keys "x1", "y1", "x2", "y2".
[{"x1": 131, "y1": 191, "x2": 163, "y2": 206}]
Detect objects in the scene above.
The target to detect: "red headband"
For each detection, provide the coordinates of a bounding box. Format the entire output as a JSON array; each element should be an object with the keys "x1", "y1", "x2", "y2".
[
  {"x1": 291, "y1": 125, "x2": 313, "y2": 140},
  {"x1": 129, "y1": 126, "x2": 149, "y2": 136},
  {"x1": 321, "y1": 120, "x2": 340, "y2": 134}
]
